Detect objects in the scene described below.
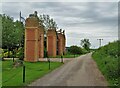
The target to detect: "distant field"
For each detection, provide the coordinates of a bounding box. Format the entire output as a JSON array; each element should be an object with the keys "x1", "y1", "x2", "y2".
[{"x1": 2, "y1": 60, "x2": 63, "y2": 86}]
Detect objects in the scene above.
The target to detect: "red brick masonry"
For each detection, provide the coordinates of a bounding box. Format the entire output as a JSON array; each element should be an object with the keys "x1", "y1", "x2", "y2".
[{"x1": 24, "y1": 12, "x2": 66, "y2": 62}]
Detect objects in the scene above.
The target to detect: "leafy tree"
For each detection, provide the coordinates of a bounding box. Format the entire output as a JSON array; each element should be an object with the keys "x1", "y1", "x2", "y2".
[
  {"x1": 80, "y1": 39, "x2": 91, "y2": 51},
  {"x1": 1, "y1": 14, "x2": 24, "y2": 58},
  {"x1": 0, "y1": 14, "x2": 2, "y2": 48},
  {"x1": 2, "y1": 14, "x2": 24, "y2": 49},
  {"x1": 39, "y1": 14, "x2": 58, "y2": 30},
  {"x1": 2, "y1": 14, "x2": 14, "y2": 49},
  {"x1": 14, "y1": 20, "x2": 24, "y2": 47},
  {"x1": 68, "y1": 45, "x2": 83, "y2": 55}
]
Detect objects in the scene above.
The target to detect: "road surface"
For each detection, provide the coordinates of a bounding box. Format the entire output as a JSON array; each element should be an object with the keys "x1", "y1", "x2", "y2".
[{"x1": 29, "y1": 53, "x2": 108, "y2": 86}]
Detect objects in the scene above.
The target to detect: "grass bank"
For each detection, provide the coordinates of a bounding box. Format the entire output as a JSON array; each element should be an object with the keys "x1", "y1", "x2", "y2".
[
  {"x1": 92, "y1": 41, "x2": 119, "y2": 87},
  {"x1": 2, "y1": 60, "x2": 63, "y2": 86}
]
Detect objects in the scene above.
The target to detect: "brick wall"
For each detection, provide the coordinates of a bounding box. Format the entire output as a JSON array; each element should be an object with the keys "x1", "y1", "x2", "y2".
[
  {"x1": 47, "y1": 29, "x2": 57, "y2": 57},
  {"x1": 24, "y1": 12, "x2": 66, "y2": 61},
  {"x1": 24, "y1": 17, "x2": 44, "y2": 62},
  {"x1": 38, "y1": 26, "x2": 44, "y2": 58},
  {"x1": 58, "y1": 33, "x2": 63, "y2": 55},
  {"x1": 63, "y1": 34, "x2": 66, "y2": 54}
]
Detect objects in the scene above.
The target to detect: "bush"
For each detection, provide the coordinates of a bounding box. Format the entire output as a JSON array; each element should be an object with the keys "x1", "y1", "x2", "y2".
[
  {"x1": 16, "y1": 47, "x2": 24, "y2": 60},
  {"x1": 0, "y1": 47, "x2": 24, "y2": 60},
  {"x1": 0, "y1": 49, "x2": 12, "y2": 58},
  {"x1": 0, "y1": 49, "x2": 3, "y2": 58},
  {"x1": 82, "y1": 48, "x2": 88, "y2": 54},
  {"x1": 68, "y1": 45, "x2": 83, "y2": 55}
]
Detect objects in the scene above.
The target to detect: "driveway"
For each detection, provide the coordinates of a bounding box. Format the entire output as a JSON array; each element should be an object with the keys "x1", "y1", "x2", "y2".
[{"x1": 29, "y1": 53, "x2": 108, "y2": 86}]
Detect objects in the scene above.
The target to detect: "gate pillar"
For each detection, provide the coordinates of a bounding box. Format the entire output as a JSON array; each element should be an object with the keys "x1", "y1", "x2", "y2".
[
  {"x1": 24, "y1": 13, "x2": 40, "y2": 62},
  {"x1": 47, "y1": 29, "x2": 57, "y2": 57}
]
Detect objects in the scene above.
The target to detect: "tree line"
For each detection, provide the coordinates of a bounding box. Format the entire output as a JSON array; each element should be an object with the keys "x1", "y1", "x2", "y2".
[{"x1": 68, "y1": 39, "x2": 91, "y2": 55}]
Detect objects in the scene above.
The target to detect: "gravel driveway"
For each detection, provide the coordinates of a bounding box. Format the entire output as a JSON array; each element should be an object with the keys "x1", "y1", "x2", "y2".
[{"x1": 29, "y1": 53, "x2": 108, "y2": 86}]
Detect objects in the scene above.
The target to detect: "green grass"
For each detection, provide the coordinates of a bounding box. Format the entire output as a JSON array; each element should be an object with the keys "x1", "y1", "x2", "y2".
[
  {"x1": 56, "y1": 54, "x2": 80, "y2": 58},
  {"x1": 0, "y1": 61, "x2": 2, "y2": 87},
  {"x1": 2, "y1": 60, "x2": 63, "y2": 86},
  {"x1": 48, "y1": 54, "x2": 81, "y2": 58},
  {"x1": 92, "y1": 41, "x2": 119, "y2": 87}
]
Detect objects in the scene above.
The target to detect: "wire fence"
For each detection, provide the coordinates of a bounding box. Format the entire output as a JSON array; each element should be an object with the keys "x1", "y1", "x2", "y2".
[
  {"x1": 2, "y1": 59, "x2": 61, "y2": 84},
  {"x1": 2, "y1": 68, "x2": 13, "y2": 73},
  {"x1": 2, "y1": 63, "x2": 44, "y2": 84},
  {"x1": 2, "y1": 67, "x2": 21, "y2": 83},
  {"x1": 25, "y1": 65, "x2": 43, "y2": 71}
]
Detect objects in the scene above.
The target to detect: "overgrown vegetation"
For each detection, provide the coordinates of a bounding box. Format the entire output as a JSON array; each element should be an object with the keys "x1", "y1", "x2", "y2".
[{"x1": 92, "y1": 40, "x2": 119, "y2": 87}]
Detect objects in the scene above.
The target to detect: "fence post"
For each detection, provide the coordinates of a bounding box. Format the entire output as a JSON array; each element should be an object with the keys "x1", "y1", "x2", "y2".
[
  {"x1": 46, "y1": 52, "x2": 50, "y2": 70},
  {"x1": 48, "y1": 58, "x2": 50, "y2": 70},
  {"x1": 61, "y1": 55, "x2": 63, "y2": 63},
  {"x1": 23, "y1": 65, "x2": 25, "y2": 83},
  {"x1": 12, "y1": 50, "x2": 14, "y2": 62}
]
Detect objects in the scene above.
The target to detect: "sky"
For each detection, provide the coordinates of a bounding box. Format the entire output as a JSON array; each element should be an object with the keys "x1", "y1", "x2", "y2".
[{"x1": 1, "y1": 0, "x2": 119, "y2": 48}]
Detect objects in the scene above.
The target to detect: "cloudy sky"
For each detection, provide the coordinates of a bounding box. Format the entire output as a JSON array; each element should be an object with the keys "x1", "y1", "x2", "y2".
[{"x1": 1, "y1": 0, "x2": 118, "y2": 48}]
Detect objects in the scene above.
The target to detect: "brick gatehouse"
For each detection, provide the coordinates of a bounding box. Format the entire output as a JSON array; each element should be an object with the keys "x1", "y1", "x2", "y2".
[{"x1": 24, "y1": 11, "x2": 66, "y2": 62}]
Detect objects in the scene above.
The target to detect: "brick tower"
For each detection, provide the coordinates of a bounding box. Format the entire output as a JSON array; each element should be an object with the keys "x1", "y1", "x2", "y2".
[
  {"x1": 62, "y1": 30, "x2": 66, "y2": 54},
  {"x1": 58, "y1": 29, "x2": 63, "y2": 55},
  {"x1": 58, "y1": 29, "x2": 66, "y2": 55},
  {"x1": 38, "y1": 25, "x2": 44, "y2": 58},
  {"x1": 24, "y1": 11, "x2": 44, "y2": 62},
  {"x1": 47, "y1": 28, "x2": 57, "y2": 57}
]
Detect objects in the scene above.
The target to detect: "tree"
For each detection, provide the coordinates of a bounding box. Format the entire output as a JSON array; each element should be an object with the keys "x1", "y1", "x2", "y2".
[
  {"x1": 14, "y1": 20, "x2": 24, "y2": 47},
  {"x1": 2, "y1": 14, "x2": 14, "y2": 49},
  {"x1": 39, "y1": 14, "x2": 58, "y2": 30},
  {"x1": 80, "y1": 39, "x2": 91, "y2": 51},
  {"x1": 1, "y1": 14, "x2": 24, "y2": 58},
  {"x1": 2, "y1": 14, "x2": 24, "y2": 49},
  {"x1": 68, "y1": 45, "x2": 83, "y2": 55}
]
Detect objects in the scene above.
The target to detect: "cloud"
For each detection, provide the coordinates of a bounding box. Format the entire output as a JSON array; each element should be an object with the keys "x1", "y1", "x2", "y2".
[
  {"x1": 1, "y1": 0, "x2": 119, "y2": 2},
  {"x1": 1, "y1": 2, "x2": 118, "y2": 48}
]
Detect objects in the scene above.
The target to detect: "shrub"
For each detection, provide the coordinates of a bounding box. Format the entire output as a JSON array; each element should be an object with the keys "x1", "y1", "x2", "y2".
[
  {"x1": 68, "y1": 45, "x2": 83, "y2": 55},
  {"x1": 16, "y1": 47, "x2": 24, "y2": 60},
  {"x1": 0, "y1": 49, "x2": 12, "y2": 58}
]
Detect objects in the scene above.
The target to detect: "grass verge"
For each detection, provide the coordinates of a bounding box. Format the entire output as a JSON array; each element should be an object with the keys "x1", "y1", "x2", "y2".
[
  {"x1": 48, "y1": 54, "x2": 81, "y2": 58},
  {"x1": 92, "y1": 53, "x2": 118, "y2": 87},
  {"x1": 2, "y1": 60, "x2": 63, "y2": 87},
  {"x1": 56, "y1": 54, "x2": 80, "y2": 58}
]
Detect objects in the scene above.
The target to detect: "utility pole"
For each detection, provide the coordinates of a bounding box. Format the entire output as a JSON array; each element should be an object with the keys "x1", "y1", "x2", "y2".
[
  {"x1": 19, "y1": 11, "x2": 25, "y2": 60},
  {"x1": 20, "y1": 11, "x2": 25, "y2": 22},
  {"x1": 20, "y1": 11, "x2": 21, "y2": 22},
  {"x1": 97, "y1": 39, "x2": 103, "y2": 48}
]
